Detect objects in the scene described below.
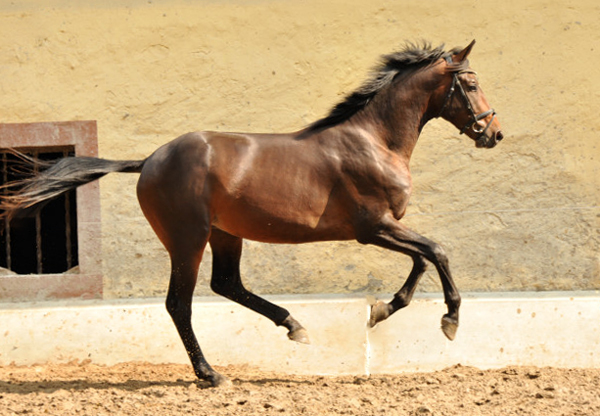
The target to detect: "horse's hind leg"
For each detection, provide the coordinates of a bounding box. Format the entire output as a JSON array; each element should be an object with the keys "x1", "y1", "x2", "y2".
[
  {"x1": 139, "y1": 197, "x2": 228, "y2": 386},
  {"x1": 165, "y1": 244, "x2": 231, "y2": 387},
  {"x1": 136, "y1": 134, "x2": 232, "y2": 386},
  {"x1": 209, "y1": 227, "x2": 310, "y2": 344},
  {"x1": 369, "y1": 254, "x2": 427, "y2": 328}
]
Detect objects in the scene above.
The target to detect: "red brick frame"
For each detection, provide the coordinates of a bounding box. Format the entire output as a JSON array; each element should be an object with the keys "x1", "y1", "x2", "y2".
[{"x1": 0, "y1": 121, "x2": 102, "y2": 301}]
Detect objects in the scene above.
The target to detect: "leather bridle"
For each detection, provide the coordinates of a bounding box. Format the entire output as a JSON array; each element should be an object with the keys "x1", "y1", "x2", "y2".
[{"x1": 438, "y1": 56, "x2": 497, "y2": 142}]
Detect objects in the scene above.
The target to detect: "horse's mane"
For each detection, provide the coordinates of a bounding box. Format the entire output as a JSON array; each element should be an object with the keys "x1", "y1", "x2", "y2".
[{"x1": 305, "y1": 42, "x2": 467, "y2": 133}]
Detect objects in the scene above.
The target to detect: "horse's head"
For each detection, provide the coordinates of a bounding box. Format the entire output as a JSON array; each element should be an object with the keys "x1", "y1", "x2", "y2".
[{"x1": 436, "y1": 40, "x2": 503, "y2": 148}]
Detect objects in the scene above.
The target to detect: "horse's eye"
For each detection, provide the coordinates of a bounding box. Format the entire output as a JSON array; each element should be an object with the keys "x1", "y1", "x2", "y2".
[{"x1": 468, "y1": 84, "x2": 478, "y2": 92}]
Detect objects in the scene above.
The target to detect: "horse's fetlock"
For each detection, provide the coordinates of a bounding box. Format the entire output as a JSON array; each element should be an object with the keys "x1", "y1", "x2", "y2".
[
  {"x1": 452, "y1": 294, "x2": 462, "y2": 308},
  {"x1": 393, "y1": 291, "x2": 410, "y2": 309}
]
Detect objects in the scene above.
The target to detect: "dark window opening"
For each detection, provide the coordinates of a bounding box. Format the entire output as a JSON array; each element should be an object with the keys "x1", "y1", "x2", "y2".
[{"x1": 0, "y1": 148, "x2": 78, "y2": 275}]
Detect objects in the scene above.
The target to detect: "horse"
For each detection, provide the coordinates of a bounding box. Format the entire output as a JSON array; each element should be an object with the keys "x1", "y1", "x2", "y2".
[{"x1": 0, "y1": 40, "x2": 503, "y2": 387}]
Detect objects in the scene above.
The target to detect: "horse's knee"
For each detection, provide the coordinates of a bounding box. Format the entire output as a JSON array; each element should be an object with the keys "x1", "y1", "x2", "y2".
[{"x1": 429, "y1": 243, "x2": 449, "y2": 267}]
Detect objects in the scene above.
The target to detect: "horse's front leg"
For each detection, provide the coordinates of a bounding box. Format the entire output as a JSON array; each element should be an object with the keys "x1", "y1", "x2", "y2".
[
  {"x1": 358, "y1": 214, "x2": 461, "y2": 340},
  {"x1": 369, "y1": 254, "x2": 427, "y2": 327}
]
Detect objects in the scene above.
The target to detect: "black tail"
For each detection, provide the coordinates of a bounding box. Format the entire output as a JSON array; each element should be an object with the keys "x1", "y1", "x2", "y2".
[{"x1": 0, "y1": 150, "x2": 146, "y2": 220}]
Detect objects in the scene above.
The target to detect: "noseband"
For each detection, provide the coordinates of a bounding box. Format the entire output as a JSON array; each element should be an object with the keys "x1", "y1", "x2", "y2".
[{"x1": 438, "y1": 56, "x2": 497, "y2": 141}]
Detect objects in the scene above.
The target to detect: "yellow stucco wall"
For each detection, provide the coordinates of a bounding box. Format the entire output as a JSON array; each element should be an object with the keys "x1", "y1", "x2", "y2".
[{"x1": 1, "y1": 0, "x2": 599, "y2": 298}]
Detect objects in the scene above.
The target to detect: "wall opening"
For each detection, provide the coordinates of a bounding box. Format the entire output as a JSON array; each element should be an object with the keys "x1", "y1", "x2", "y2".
[
  {"x1": 0, "y1": 121, "x2": 102, "y2": 301},
  {"x1": 1, "y1": 149, "x2": 79, "y2": 275}
]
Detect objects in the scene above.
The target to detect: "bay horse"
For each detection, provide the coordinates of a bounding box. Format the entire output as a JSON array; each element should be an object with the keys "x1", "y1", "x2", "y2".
[{"x1": 1, "y1": 40, "x2": 502, "y2": 387}]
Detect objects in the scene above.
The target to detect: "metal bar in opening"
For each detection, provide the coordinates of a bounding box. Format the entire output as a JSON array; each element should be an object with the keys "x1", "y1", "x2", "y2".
[
  {"x1": 2, "y1": 153, "x2": 11, "y2": 271},
  {"x1": 64, "y1": 150, "x2": 72, "y2": 270},
  {"x1": 34, "y1": 151, "x2": 43, "y2": 274},
  {"x1": 36, "y1": 213, "x2": 42, "y2": 274}
]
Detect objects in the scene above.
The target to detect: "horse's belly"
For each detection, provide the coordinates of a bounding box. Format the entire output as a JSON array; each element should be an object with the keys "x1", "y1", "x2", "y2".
[{"x1": 211, "y1": 198, "x2": 353, "y2": 244}]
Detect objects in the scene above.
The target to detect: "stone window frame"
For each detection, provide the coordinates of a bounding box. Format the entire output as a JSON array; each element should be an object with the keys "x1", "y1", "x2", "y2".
[{"x1": 0, "y1": 121, "x2": 102, "y2": 301}]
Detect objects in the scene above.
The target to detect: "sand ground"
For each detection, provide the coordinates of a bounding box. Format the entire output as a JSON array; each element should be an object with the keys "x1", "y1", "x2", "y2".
[{"x1": 1, "y1": 362, "x2": 599, "y2": 415}]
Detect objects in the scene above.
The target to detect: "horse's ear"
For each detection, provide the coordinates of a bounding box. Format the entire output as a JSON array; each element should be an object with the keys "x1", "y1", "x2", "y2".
[{"x1": 454, "y1": 39, "x2": 476, "y2": 62}]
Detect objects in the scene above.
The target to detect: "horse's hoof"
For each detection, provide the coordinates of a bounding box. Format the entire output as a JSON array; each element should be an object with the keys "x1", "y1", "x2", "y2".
[
  {"x1": 210, "y1": 373, "x2": 233, "y2": 388},
  {"x1": 288, "y1": 327, "x2": 310, "y2": 344},
  {"x1": 441, "y1": 315, "x2": 458, "y2": 341},
  {"x1": 369, "y1": 301, "x2": 390, "y2": 328}
]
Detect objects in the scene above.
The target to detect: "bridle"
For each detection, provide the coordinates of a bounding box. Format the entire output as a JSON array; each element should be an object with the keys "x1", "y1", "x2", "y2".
[{"x1": 437, "y1": 56, "x2": 497, "y2": 141}]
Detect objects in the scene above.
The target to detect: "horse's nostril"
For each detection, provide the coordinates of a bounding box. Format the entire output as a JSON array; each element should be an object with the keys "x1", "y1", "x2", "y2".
[{"x1": 495, "y1": 131, "x2": 504, "y2": 141}]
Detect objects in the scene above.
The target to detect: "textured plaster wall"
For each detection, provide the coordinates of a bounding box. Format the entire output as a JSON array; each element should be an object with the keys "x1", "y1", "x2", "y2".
[{"x1": 1, "y1": 0, "x2": 599, "y2": 299}]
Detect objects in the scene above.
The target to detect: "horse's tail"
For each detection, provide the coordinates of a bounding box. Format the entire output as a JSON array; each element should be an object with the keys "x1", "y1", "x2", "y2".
[{"x1": 0, "y1": 150, "x2": 146, "y2": 220}]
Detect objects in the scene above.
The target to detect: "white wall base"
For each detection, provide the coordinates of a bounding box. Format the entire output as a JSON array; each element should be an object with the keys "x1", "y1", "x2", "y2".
[{"x1": 1, "y1": 292, "x2": 599, "y2": 375}]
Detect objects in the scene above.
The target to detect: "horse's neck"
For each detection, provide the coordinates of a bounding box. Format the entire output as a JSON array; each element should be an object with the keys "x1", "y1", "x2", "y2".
[{"x1": 356, "y1": 77, "x2": 435, "y2": 160}]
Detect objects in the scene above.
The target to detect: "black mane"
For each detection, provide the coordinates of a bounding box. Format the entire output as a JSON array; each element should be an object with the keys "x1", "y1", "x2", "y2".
[{"x1": 306, "y1": 42, "x2": 464, "y2": 133}]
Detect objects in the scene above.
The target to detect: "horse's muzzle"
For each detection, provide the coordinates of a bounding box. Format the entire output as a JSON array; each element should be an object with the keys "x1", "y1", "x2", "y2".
[{"x1": 476, "y1": 130, "x2": 504, "y2": 148}]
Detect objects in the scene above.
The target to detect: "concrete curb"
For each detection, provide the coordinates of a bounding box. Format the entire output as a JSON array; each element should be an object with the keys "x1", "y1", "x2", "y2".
[{"x1": 1, "y1": 292, "x2": 599, "y2": 375}]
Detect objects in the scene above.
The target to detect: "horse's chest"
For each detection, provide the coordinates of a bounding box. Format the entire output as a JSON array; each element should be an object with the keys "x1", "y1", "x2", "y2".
[
  {"x1": 345, "y1": 158, "x2": 412, "y2": 216},
  {"x1": 384, "y1": 171, "x2": 412, "y2": 218}
]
